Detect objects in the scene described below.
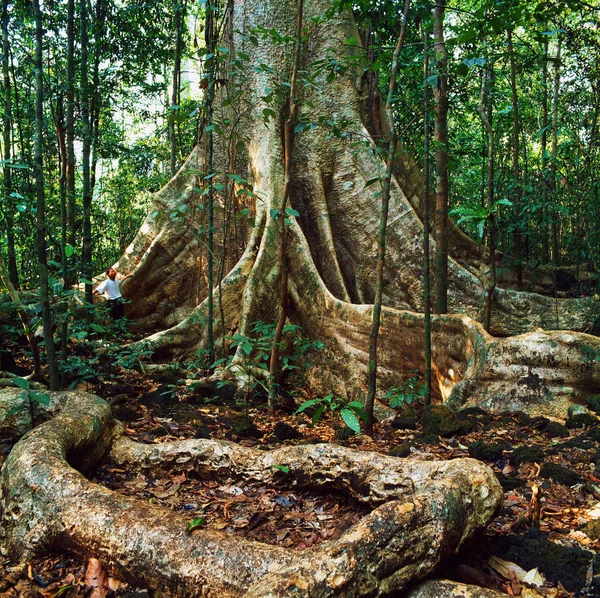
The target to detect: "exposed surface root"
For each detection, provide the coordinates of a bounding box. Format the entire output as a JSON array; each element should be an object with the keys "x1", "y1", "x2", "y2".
[{"x1": 1, "y1": 391, "x2": 502, "y2": 597}]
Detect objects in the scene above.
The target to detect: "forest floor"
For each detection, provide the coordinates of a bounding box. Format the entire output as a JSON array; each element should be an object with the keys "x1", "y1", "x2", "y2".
[{"x1": 2, "y1": 368, "x2": 600, "y2": 597}]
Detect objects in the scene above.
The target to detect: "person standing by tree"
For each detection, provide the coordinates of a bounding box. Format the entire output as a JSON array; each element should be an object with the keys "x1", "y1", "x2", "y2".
[{"x1": 93, "y1": 268, "x2": 130, "y2": 320}]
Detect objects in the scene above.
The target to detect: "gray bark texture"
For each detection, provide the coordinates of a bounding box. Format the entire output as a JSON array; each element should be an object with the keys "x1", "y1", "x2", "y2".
[
  {"x1": 0, "y1": 391, "x2": 503, "y2": 596},
  {"x1": 101, "y1": 0, "x2": 599, "y2": 416}
]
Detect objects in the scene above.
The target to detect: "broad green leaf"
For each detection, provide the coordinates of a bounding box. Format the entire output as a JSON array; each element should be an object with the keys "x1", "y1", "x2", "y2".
[
  {"x1": 296, "y1": 399, "x2": 318, "y2": 413},
  {"x1": 285, "y1": 208, "x2": 299, "y2": 217},
  {"x1": 30, "y1": 391, "x2": 50, "y2": 406},
  {"x1": 12, "y1": 377, "x2": 30, "y2": 391},
  {"x1": 341, "y1": 408, "x2": 361, "y2": 434},
  {"x1": 65, "y1": 243, "x2": 74, "y2": 258}
]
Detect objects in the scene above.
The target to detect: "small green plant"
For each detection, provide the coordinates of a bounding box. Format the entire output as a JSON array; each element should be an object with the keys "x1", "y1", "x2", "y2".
[
  {"x1": 114, "y1": 340, "x2": 156, "y2": 372},
  {"x1": 211, "y1": 321, "x2": 325, "y2": 397},
  {"x1": 296, "y1": 395, "x2": 367, "y2": 435},
  {"x1": 383, "y1": 370, "x2": 427, "y2": 409},
  {"x1": 3, "y1": 377, "x2": 50, "y2": 426}
]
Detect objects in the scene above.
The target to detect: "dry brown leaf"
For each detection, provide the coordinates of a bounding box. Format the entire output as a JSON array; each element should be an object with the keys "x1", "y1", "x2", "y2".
[
  {"x1": 151, "y1": 482, "x2": 181, "y2": 499},
  {"x1": 84, "y1": 558, "x2": 109, "y2": 598}
]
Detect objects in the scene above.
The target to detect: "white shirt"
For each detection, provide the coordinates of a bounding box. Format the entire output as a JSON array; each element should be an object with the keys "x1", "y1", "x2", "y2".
[{"x1": 95, "y1": 278, "x2": 122, "y2": 300}]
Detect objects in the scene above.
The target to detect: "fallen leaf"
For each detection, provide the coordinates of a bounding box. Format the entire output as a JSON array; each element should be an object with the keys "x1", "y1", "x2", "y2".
[
  {"x1": 84, "y1": 558, "x2": 109, "y2": 598},
  {"x1": 522, "y1": 568, "x2": 544, "y2": 587},
  {"x1": 151, "y1": 482, "x2": 181, "y2": 498},
  {"x1": 488, "y1": 555, "x2": 528, "y2": 581}
]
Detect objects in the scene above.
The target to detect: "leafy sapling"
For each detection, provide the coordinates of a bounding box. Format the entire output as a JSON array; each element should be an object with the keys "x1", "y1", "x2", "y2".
[
  {"x1": 3, "y1": 376, "x2": 50, "y2": 427},
  {"x1": 296, "y1": 394, "x2": 367, "y2": 435}
]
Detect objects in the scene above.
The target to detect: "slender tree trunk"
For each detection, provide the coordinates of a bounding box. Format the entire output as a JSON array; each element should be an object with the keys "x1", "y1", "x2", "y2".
[
  {"x1": 90, "y1": 0, "x2": 107, "y2": 196},
  {"x1": 540, "y1": 33, "x2": 549, "y2": 264},
  {"x1": 2, "y1": 0, "x2": 18, "y2": 288},
  {"x1": 205, "y1": 5, "x2": 216, "y2": 367},
  {"x1": 478, "y1": 64, "x2": 496, "y2": 333},
  {"x1": 268, "y1": 0, "x2": 304, "y2": 416},
  {"x1": 55, "y1": 96, "x2": 69, "y2": 381},
  {"x1": 66, "y1": 0, "x2": 76, "y2": 257},
  {"x1": 422, "y1": 25, "x2": 431, "y2": 406},
  {"x1": 433, "y1": 0, "x2": 448, "y2": 314},
  {"x1": 33, "y1": 0, "x2": 59, "y2": 389},
  {"x1": 365, "y1": 0, "x2": 411, "y2": 435},
  {"x1": 170, "y1": 0, "x2": 183, "y2": 178},
  {"x1": 550, "y1": 37, "x2": 562, "y2": 269},
  {"x1": 0, "y1": 254, "x2": 41, "y2": 376},
  {"x1": 81, "y1": 0, "x2": 92, "y2": 303},
  {"x1": 507, "y1": 29, "x2": 522, "y2": 287}
]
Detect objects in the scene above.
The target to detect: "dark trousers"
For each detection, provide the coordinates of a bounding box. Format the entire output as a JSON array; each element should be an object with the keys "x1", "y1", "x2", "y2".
[{"x1": 108, "y1": 298, "x2": 125, "y2": 320}]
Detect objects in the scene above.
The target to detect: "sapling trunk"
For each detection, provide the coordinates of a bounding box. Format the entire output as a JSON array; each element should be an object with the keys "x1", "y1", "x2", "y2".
[
  {"x1": 268, "y1": 0, "x2": 304, "y2": 416},
  {"x1": 365, "y1": 0, "x2": 411, "y2": 436}
]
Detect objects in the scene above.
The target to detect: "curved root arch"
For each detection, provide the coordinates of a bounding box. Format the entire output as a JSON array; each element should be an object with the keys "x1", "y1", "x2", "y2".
[{"x1": 1, "y1": 392, "x2": 502, "y2": 596}]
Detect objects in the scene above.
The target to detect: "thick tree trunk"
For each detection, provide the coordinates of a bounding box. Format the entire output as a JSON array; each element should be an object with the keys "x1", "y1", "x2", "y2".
[
  {"x1": 0, "y1": 391, "x2": 503, "y2": 597},
  {"x1": 107, "y1": 0, "x2": 599, "y2": 411}
]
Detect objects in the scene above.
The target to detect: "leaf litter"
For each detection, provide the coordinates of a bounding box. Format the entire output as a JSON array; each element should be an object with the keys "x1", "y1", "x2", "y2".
[{"x1": 3, "y1": 381, "x2": 600, "y2": 596}]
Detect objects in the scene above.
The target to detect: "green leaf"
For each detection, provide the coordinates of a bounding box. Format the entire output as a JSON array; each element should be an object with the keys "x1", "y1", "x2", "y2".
[
  {"x1": 270, "y1": 208, "x2": 280, "y2": 219},
  {"x1": 52, "y1": 584, "x2": 74, "y2": 598},
  {"x1": 341, "y1": 408, "x2": 361, "y2": 434},
  {"x1": 185, "y1": 517, "x2": 205, "y2": 534},
  {"x1": 296, "y1": 398, "x2": 318, "y2": 413},
  {"x1": 30, "y1": 391, "x2": 50, "y2": 406},
  {"x1": 12, "y1": 377, "x2": 30, "y2": 391},
  {"x1": 6, "y1": 404, "x2": 28, "y2": 417},
  {"x1": 90, "y1": 323, "x2": 106, "y2": 333},
  {"x1": 312, "y1": 403, "x2": 326, "y2": 426},
  {"x1": 272, "y1": 464, "x2": 290, "y2": 473},
  {"x1": 363, "y1": 177, "x2": 380, "y2": 189},
  {"x1": 285, "y1": 208, "x2": 299, "y2": 217},
  {"x1": 65, "y1": 243, "x2": 74, "y2": 258}
]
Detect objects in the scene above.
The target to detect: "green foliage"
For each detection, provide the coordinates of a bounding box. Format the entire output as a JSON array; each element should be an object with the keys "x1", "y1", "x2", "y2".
[
  {"x1": 212, "y1": 321, "x2": 325, "y2": 392},
  {"x1": 383, "y1": 371, "x2": 427, "y2": 409},
  {"x1": 2, "y1": 377, "x2": 50, "y2": 425},
  {"x1": 296, "y1": 395, "x2": 367, "y2": 435}
]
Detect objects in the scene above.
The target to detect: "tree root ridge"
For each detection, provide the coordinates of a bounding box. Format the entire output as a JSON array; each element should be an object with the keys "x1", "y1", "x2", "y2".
[{"x1": 1, "y1": 392, "x2": 502, "y2": 597}]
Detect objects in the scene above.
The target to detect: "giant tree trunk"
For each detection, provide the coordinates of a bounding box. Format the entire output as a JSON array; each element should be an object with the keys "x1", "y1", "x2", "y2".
[{"x1": 110, "y1": 0, "x2": 600, "y2": 414}]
